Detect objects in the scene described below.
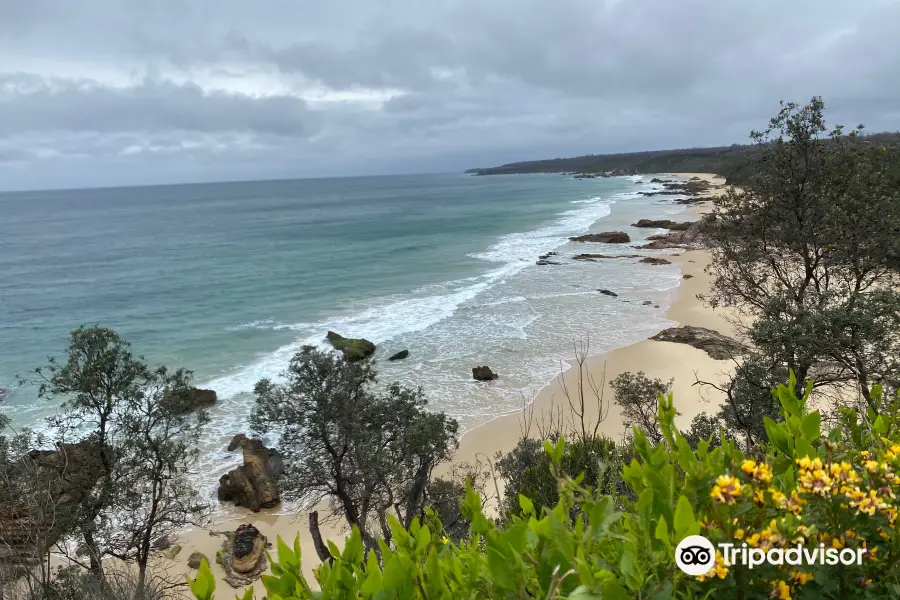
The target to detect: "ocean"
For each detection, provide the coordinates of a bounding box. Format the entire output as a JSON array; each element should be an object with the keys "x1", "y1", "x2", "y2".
[{"x1": 0, "y1": 172, "x2": 691, "y2": 489}]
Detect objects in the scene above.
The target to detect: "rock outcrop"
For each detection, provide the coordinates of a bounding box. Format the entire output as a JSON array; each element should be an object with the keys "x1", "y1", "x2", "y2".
[
  {"x1": 388, "y1": 349, "x2": 410, "y2": 361},
  {"x1": 632, "y1": 219, "x2": 693, "y2": 231},
  {"x1": 639, "y1": 257, "x2": 672, "y2": 265},
  {"x1": 217, "y1": 525, "x2": 270, "y2": 588},
  {"x1": 573, "y1": 253, "x2": 641, "y2": 261},
  {"x1": 651, "y1": 326, "x2": 745, "y2": 360},
  {"x1": 472, "y1": 366, "x2": 499, "y2": 381},
  {"x1": 168, "y1": 387, "x2": 217, "y2": 414},
  {"x1": 0, "y1": 441, "x2": 108, "y2": 571},
  {"x1": 598, "y1": 289, "x2": 618, "y2": 297},
  {"x1": 569, "y1": 231, "x2": 631, "y2": 244},
  {"x1": 637, "y1": 221, "x2": 704, "y2": 250},
  {"x1": 217, "y1": 437, "x2": 283, "y2": 512},
  {"x1": 326, "y1": 331, "x2": 376, "y2": 362}
]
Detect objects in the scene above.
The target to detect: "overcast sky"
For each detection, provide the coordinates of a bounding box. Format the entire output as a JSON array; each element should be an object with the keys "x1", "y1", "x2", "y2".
[{"x1": 1, "y1": 0, "x2": 898, "y2": 190}]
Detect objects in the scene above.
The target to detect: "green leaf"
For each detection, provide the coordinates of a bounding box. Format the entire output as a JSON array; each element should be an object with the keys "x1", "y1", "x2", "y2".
[
  {"x1": 800, "y1": 412, "x2": 821, "y2": 441},
  {"x1": 186, "y1": 558, "x2": 216, "y2": 600},
  {"x1": 518, "y1": 494, "x2": 535, "y2": 517},
  {"x1": 673, "y1": 495, "x2": 698, "y2": 539}
]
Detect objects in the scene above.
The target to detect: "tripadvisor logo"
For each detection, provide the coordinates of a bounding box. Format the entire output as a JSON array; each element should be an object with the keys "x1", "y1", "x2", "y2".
[{"x1": 675, "y1": 534, "x2": 866, "y2": 576}]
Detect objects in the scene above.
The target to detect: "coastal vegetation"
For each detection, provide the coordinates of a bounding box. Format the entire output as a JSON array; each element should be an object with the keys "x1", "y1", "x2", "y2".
[{"x1": 2, "y1": 97, "x2": 899, "y2": 599}]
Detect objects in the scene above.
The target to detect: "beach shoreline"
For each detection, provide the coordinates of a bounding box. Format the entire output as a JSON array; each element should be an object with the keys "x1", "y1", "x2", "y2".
[{"x1": 173, "y1": 172, "x2": 737, "y2": 590}]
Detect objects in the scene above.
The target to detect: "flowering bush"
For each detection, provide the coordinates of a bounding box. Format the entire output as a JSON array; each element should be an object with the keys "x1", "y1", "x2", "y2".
[{"x1": 187, "y1": 375, "x2": 900, "y2": 599}]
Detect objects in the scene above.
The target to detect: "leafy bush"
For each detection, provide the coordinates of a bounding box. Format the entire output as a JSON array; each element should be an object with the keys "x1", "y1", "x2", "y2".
[{"x1": 186, "y1": 375, "x2": 900, "y2": 598}]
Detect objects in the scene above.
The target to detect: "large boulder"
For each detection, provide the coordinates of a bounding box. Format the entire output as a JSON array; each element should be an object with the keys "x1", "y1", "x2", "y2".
[
  {"x1": 388, "y1": 350, "x2": 410, "y2": 361},
  {"x1": 217, "y1": 437, "x2": 282, "y2": 512},
  {"x1": 168, "y1": 388, "x2": 217, "y2": 414},
  {"x1": 326, "y1": 331, "x2": 376, "y2": 362},
  {"x1": 472, "y1": 366, "x2": 499, "y2": 381},
  {"x1": 187, "y1": 552, "x2": 209, "y2": 569},
  {"x1": 217, "y1": 525, "x2": 269, "y2": 588},
  {"x1": 569, "y1": 231, "x2": 631, "y2": 244},
  {"x1": 651, "y1": 326, "x2": 745, "y2": 360}
]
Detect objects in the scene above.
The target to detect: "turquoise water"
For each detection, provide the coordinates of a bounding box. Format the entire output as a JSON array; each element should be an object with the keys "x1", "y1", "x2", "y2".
[{"x1": 0, "y1": 172, "x2": 691, "y2": 484}]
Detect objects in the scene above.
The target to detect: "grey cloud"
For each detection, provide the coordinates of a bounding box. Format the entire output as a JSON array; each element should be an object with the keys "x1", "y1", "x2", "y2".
[
  {"x1": 0, "y1": 0, "x2": 899, "y2": 190},
  {"x1": 0, "y1": 75, "x2": 318, "y2": 137}
]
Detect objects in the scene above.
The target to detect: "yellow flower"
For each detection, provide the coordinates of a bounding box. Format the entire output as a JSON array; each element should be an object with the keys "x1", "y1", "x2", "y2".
[
  {"x1": 798, "y1": 467, "x2": 833, "y2": 497},
  {"x1": 771, "y1": 580, "x2": 791, "y2": 600},
  {"x1": 791, "y1": 570, "x2": 814, "y2": 585},
  {"x1": 441, "y1": 535, "x2": 449, "y2": 545},
  {"x1": 755, "y1": 462, "x2": 773, "y2": 483},
  {"x1": 741, "y1": 460, "x2": 757, "y2": 476},
  {"x1": 864, "y1": 460, "x2": 879, "y2": 474},
  {"x1": 831, "y1": 537, "x2": 844, "y2": 549},
  {"x1": 735, "y1": 528, "x2": 745, "y2": 540},
  {"x1": 699, "y1": 551, "x2": 729, "y2": 581},
  {"x1": 829, "y1": 462, "x2": 860, "y2": 485},
  {"x1": 711, "y1": 475, "x2": 743, "y2": 505},
  {"x1": 753, "y1": 489, "x2": 766, "y2": 505}
]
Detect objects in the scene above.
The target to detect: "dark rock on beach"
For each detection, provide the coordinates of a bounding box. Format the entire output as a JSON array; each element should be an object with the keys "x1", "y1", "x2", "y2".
[
  {"x1": 569, "y1": 231, "x2": 631, "y2": 244},
  {"x1": 651, "y1": 326, "x2": 745, "y2": 360},
  {"x1": 639, "y1": 257, "x2": 672, "y2": 265},
  {"x1": 536, "y1": 259, "x2": 562, "y2": 265},
  {"x1": 642, "y1": 300, "x2": 652, "y2": 306},
  {"x1": 683, "y1": 274, "x2": 694, "y2": 279},
  {"x1": 598, "y1": 289, "x2": 618, "y2": 297},
  {"x1": 472, "y1": 366, "x2": 499, "y2": 381},
  {"x1": 218, "y1": 436, "x2": 283, "y2": 512},
  {"x1": 637, "y1": 221, "x2": 703, "y2": 250},
  {"x1": 632, "y1": 219, "x2": 693, "y2": 231},
  {"x1": 573, "y1": 253, "x2": 641, "y2": 261},
  {"x1": 216, "y1": 524, "x2": 270, "y2": 588},
  {"x1": 326, "y1": 331, "x2": 376, "y2": 362},
  {"x1": 388, "y1": 349, "x2": 410, "y2": 361},
  {"x1": 187, "y1": 552, "x2": 208, "y2": 570}
]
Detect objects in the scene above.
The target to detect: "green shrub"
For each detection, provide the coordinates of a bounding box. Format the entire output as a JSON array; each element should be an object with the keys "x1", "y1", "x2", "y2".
[{"x1": 186, "y1": 375, "x2": 900, "y2": 598}]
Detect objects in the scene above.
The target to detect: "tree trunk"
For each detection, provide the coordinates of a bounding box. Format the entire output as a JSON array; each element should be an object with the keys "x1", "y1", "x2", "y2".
[{"x1": 308, "y1": 512, "x2": 333, "y2": 565}]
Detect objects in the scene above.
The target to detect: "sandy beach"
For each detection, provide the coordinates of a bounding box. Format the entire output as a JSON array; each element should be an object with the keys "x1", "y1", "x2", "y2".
[{"x1": 173, "y1": 172, "x2": 737, "y2": 592}]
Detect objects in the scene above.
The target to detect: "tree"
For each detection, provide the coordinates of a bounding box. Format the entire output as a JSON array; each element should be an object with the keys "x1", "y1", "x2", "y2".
[
  {"x1": 610, "y1": 371, "x2": 672, "y2": 444},
  {"x1": 249, "y1": 346, "x2": 458, "y2": 554},
  {"x1": 102, "y1": 366, "x2": 210, "y2": 599},
  {"x1": 26, "y1": 327, "x2": 210, "y2": 596},
  {"x1": 702, "y1": 98, "x2": 900, "y2": 405},
  {"x1": 29, "y1": 327, "x2": 150, "y2": 576}
]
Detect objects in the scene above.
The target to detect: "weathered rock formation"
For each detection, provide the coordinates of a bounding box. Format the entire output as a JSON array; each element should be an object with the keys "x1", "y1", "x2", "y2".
[
  {"x1": 0, "y1": 441, "x2": 108, "y2": 571},
  {"x1": 217, "y1": 436, "x2": 283, "y2": 512},
  {"x1": 598, "y1": 289, "x2": 618, "y2": 297},
  {"x1": 569, "y1": 231, "x2": 631, "y2": 244},
  {"x1": 639, "y1": 257, "x2": 672, "y2": 265},
  {"x1": 326, "y1": 331, "x2": 376, "y2": 362},
  {"x1": 472, "y1": 366, "x2": 499, "y2": 381},
  {"x1": 388, "y1": 349, "x2": 410, "y2": 361},
  {"x1": 637, "y1": 221, "x2": 703, "y2": 250},
  {"x1": 217, "y1": 524, "x2": 270, "y2": 588},
  {"x1": 651, "y1": 326, "x2": 745, "y2": 360}
]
